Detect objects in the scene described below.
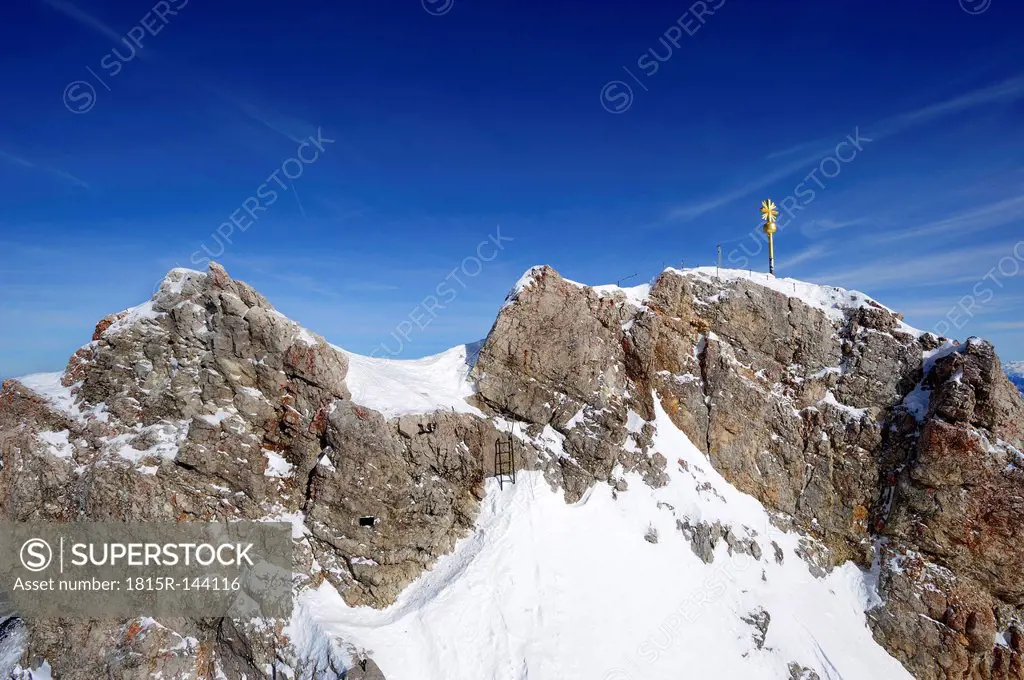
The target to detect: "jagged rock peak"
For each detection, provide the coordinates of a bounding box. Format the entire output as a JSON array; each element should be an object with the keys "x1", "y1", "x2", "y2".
[{"x1": 503, "y1": 263, "x2": 922, "y2": 333}]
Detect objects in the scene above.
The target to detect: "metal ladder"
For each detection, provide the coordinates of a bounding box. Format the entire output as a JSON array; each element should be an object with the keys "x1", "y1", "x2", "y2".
[{"x1": 494, "y1": 435, "x2": 516, "y2": 490}]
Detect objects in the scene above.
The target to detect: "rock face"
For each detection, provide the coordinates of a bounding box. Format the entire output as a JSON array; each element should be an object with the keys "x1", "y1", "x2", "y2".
[
  {"x1": 474, "y1": 265, "x2": 1024, "y2": 679},
  {"x1": 0, "y1": 266, "x2": 505, "y2": 678},
  {"x1": 2, "y1": 262, "x2": 1023, "y2": 679}
]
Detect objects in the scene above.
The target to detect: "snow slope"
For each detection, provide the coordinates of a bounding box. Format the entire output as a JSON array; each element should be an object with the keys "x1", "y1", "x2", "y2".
[
  {"x1": 286, "y1": 396, "x2": 910, "y2": 680},
  {"x1": 338, "y1": 342, "x2": 483, "y2": 418}
]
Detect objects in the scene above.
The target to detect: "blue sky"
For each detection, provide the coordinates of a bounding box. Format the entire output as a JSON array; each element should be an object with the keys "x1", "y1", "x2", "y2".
[{"x1": 1, "y1": 0, "x2": 1023, "y2": 379}]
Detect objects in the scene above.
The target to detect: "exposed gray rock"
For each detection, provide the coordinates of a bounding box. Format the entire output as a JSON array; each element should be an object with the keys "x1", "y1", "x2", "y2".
[
  {"x1": 676, "y1": 519, "x2": 762, "y2": 564},
  {"x1": 787, "y1": 662, "x2": 822, "y2": 680},
  {"x1": 644, "y1": 525, "x2": 659, "y2": 544},
  {"x1": 742, "y1": 607, "x2": 771, "y2": 650}
]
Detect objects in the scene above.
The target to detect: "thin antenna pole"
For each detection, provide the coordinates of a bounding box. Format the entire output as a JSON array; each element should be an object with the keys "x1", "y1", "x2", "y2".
[{"x1": 716, "y1": 244, "x2": 722, "y2": 277}]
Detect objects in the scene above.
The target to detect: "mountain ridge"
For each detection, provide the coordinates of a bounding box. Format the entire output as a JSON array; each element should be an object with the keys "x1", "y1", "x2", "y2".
[{"x1": 2, "y1": 262, "x2": 1023, "y2": 680}]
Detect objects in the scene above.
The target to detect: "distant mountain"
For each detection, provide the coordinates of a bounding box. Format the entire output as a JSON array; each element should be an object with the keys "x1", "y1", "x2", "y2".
[{"x1": 1007, "y1": 361, "x2": 1024, "y2": 393}]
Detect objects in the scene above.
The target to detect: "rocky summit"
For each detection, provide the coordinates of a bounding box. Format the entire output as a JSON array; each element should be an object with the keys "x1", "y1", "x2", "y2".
[{"x1": 2, "y1": 262, "x2": 1023, "y2": 680}]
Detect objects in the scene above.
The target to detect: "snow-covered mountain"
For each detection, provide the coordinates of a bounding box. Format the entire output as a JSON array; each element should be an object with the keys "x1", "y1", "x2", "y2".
[
  {"x1": 2, "y1": 263, "x2": 1023, "y2": 680},
  {"x1": 1007, "y1": 360, "x2": 1024, "y2": 393}
]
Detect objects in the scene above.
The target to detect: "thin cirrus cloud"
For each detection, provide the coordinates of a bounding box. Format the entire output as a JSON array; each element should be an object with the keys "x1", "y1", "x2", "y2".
[
  {"x1": 766, "y1": 75, "x2": 1024, "y2": 161},
  {"x1": 668, "y1": 151, "x2": 825, "y2": 222},
  {"x1": 37, "y1": 0, "x2": 154, "y2": 59},
  {"x1": 39, "y1": 0, "x2": 319, "y2": 150},
  {"x1": 872, "y1": 194, "x2": 1024, "y2": 244},
  {"x1": 803, "y1": 241, "x2": 1016, "y2": 291},
  {"x1": 776, "y1": 244, "x2": 831, "y2": 270},
  {"x1": 671, "y1": 76, "x2": 1024, "y2": 223},
  {"x1": 0, "y1": 148, "x2": 89, "y2": 188},
  {"x1": 799, "y1": 217, "x2": 868, "y2": 236}
]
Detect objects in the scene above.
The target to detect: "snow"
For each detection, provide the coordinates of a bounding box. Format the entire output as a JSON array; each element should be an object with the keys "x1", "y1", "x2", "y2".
[
  {"x1": 318, "y1": 452, "x2": 337, "y2": 471},
  {"x1": 902, "y1": 340, "x2": 961, "y2": 422},
  {"x1": 0, "y1": 619, "x2": 27, "y2": 677},
  {"x1": 504, "y1": 266, "x2": 548, "y2": 308},
  {"x1": 503, "y1": 266, "x2": 651, "y2": 311},
  {"x1": 584, "y1": 282, "x2": 651, "y2": 308},
  {"x1": 819, "y1": 391, "x2": 868, "y2": 419},
  {"x1": 15, "y1": 372, "x2": 111, "y2": 424},
  {"x1": 264, "y1": 450, "x2": 295, "y2": 478},
  {"x1": 198, "y1": 409, "x2": 234, "y2": 426},
  {"x1": 679, "y1": 267, "x2": 922, "y2": 335},
  {"x1": 295, "y1": 327, "x2": 320, "y2": 347},
  {"x1": 564, "y1": 408, "x2": 587, "y2": 429},
  {"x1": 110, "y1": 420, "x2": 189, "y2": 465},
  {"x1": 1006, "y1": 361, "x2": 1024, "y2": 393},
  {"x1": 285, "y1": 394, "x2": 910, "y2": 680},
  {"x1": 161, "y1": 268, "x2": 206, "y2": 295},
  {"x1": 37, "y1": 429, "x2": 73, "y2": 459},
  {"x1": 339, "y1": 343, "x2": 482, "y2": 418},
  {"x1": 15, "y1": 373, "x2": 75, "y2": 411},
  {"x1": 262, "y1": 511, "x2": 309, "y2": 540},
  {"x1": 103, "y1": 300, "x2": 161, "y2": 337}
]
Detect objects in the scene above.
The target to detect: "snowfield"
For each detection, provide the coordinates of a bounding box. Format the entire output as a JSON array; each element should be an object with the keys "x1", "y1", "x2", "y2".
[{"x1": 286, "y1": 398, "x2": 910, "y2": 680}]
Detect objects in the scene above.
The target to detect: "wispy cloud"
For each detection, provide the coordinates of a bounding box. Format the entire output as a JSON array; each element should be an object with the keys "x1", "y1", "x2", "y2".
[
  {"x1": 39, "y1": 0, "x2": 124, "y2": 44},
  {"x1": 799, "y1": 217, "x2": 867, "y2": 236},
  {"x1": 206, "y1": 88, "x2": 315, "y2": 145},
  {"x1": 37, "y1": 0, "x2": 153, "y2": 60},
  {"x1": 0, "y1": 148, "x2": 89, "y2": 188},
  {"x1": 874, "y1": 194, "x2": 1024, "y2": 243},
  {"x1": 668, "y1": 151, "x2": 824, "y2": 222},
  {"x1": 889, "y1": 294, "x2": 1024, "y2": 319},
  {"x1": 875, "y1": 75, "x2": 1024, "y2": 139},
  {"x1": 804, "y1": 241, "x2": 1015, "y2": 290},
  {"x1": 777, "y1": 244, "x2": 830, "y2": 270},
  {"x1": 38, "y1": 3, "x2": 311, "y2": 149},
  {"x1": 679, "y1": 76, "x2": 1024, "y2": 224},
  {"x1": 766, "y1": 75, "x2": 1024, "y2": 161}
]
